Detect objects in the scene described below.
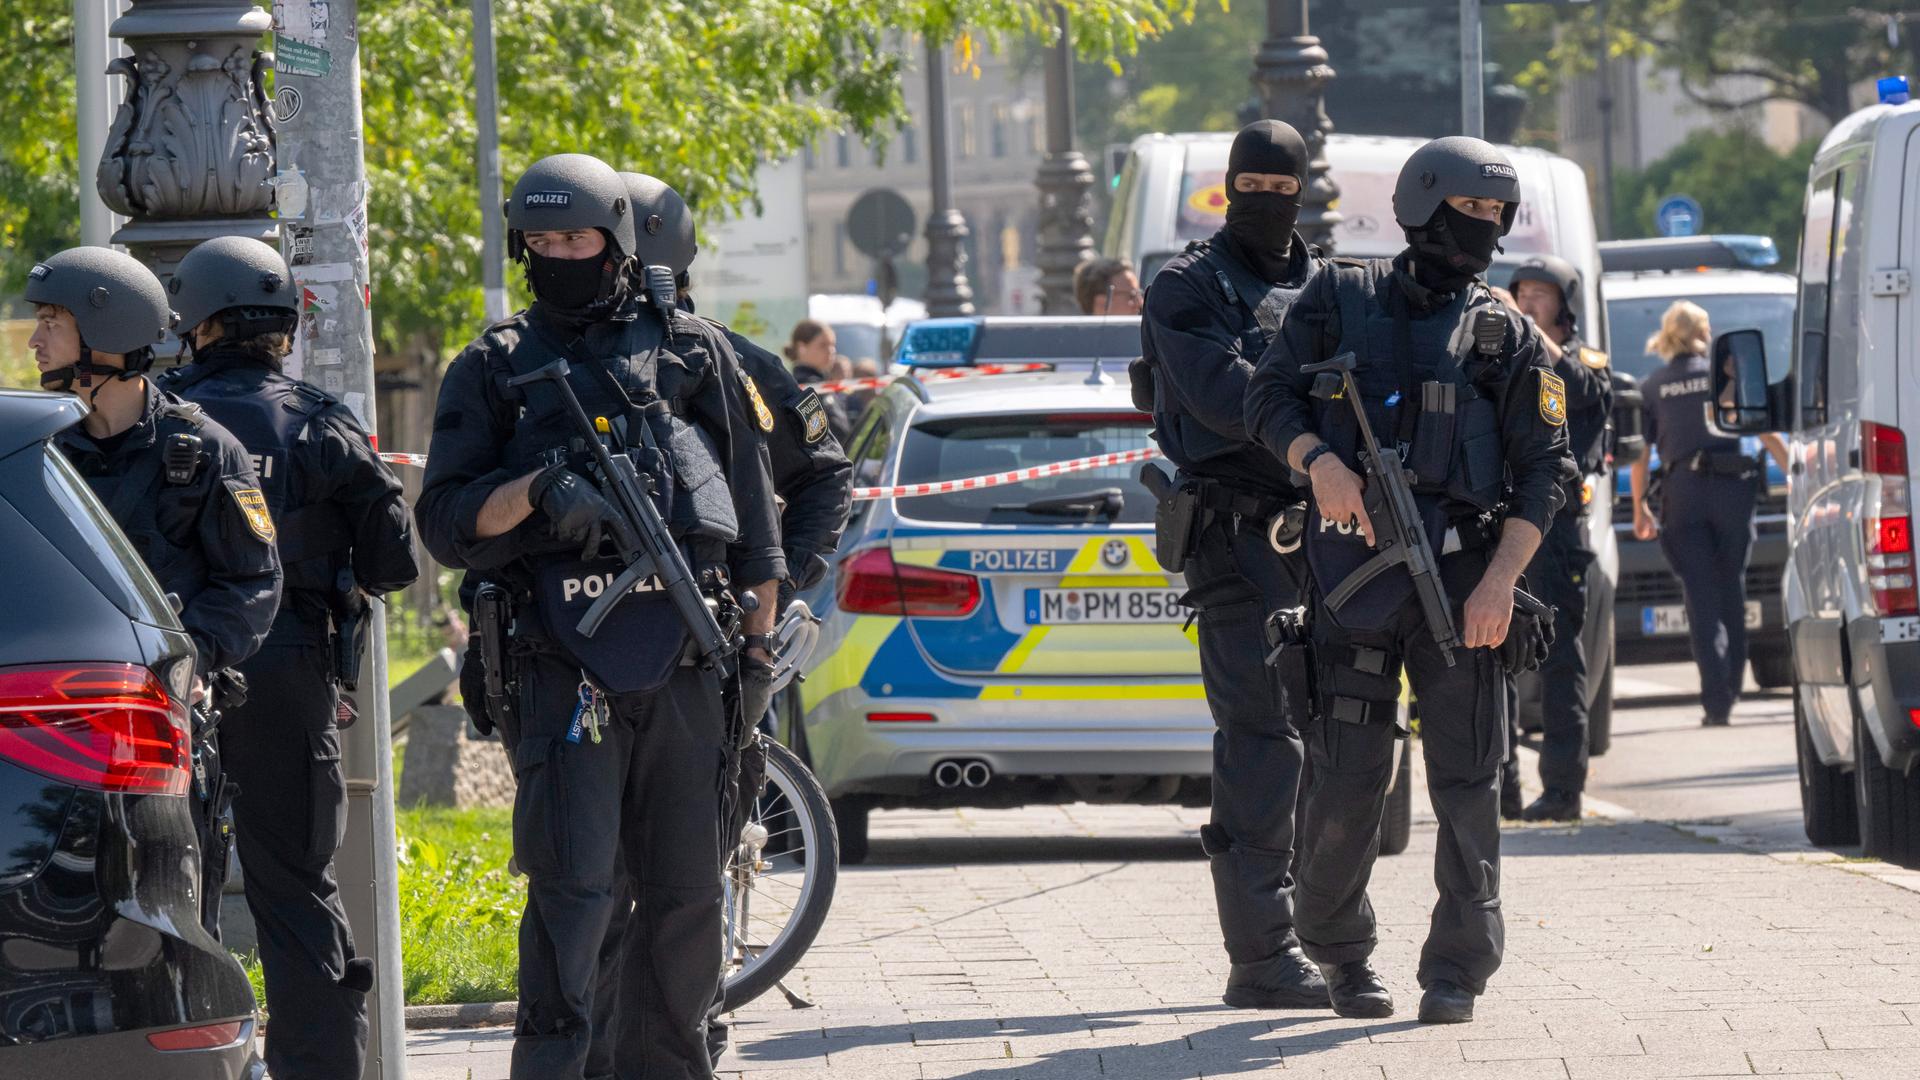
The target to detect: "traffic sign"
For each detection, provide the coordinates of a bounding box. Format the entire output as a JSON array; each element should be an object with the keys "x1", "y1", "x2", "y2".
[
  {"x1": 1655, "y1": 195, "x2": 1703, "y2": 238},
  {"x1": 846, "y1": 188, "x2": 917, "y2": 260}
]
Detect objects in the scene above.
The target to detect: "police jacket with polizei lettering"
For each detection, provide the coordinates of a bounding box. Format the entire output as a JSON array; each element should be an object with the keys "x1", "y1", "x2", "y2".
[
  {"x1": 160, "y1": 349, "x2": 419, "y2": 645},
  {"x1": 722, "y1": 328, "x2": 853, "y2": 586},
  {"x1": 55, "y1": 380, "x2": 282, "y2": 675},
  {"x1": 1139, "y1": 228, "x2": 1319, "y2": 498},
  {"x1": 1641, "y1": 352, "x2": 1743, "y2": 470},
  {"x1": 415, "y1": 299, "x2": 785, "y2": 591}
]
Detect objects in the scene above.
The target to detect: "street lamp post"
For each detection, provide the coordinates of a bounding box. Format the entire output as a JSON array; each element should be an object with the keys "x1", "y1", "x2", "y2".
[
  {"x1": 1252, "y1": 0, "x2": 1341, "y2": 251},
  {"x1": 1034, "y1": 4, "x2": 1096, "y2": 315},
  {"x1": 922, "y1": 39, "x2": 976, "y2": 317}
]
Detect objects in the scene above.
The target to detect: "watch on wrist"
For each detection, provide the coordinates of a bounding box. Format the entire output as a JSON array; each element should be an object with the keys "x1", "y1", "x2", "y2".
[
  {"x1": 1301, "y1": 442, "x2": 1335, "y2": 473},
  {"x1": 742, "y1": 634, "x2": 776, "y2": 654}
]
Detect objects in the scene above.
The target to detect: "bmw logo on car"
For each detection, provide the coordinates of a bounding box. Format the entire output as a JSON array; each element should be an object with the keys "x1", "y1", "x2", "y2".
[{"x1": 1101, "y1": 540, "x2": 1130, "y2": 569}]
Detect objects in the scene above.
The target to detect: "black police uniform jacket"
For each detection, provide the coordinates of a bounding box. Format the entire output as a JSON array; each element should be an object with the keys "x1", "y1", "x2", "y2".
[
  {"x1": 789, "y1": 365, "x2": 853, "y2": 449},
  {"x1": 1245, "y1": 254, "x2": 1573, "y2": 628},
  {"x1": 1545, "y1": 333, "x2": 1613, "y2": 525},
  {"x1": 1139, "y1": 228, "x2": 1318, "y2": 498},
  {"x1": 56, "y1": 380, "x2": 283, "y2": 674},
  {"x1": 416, "y1": 299, "x2": 784, "y2": 688},
  {"x1": 721, "y1": 328, "x2": 853, "y2": 591},
  {"x1": 160, "y1": 349, "x2": 419, "y2": 644}
]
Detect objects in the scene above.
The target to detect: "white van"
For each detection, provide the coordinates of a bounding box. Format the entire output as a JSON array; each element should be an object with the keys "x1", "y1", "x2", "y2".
[
  {"x1": 1105, "y1": 131, "x2": 1624, "y2": 754},
  {"x1": 1713, "y1": 85, "x2": 1920, "y2": 867}
]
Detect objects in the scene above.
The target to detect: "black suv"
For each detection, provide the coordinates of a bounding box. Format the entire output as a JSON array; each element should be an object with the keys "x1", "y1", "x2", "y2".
[{"x1": 0, "y1": 391, "x2": 260, "y2": 1077}]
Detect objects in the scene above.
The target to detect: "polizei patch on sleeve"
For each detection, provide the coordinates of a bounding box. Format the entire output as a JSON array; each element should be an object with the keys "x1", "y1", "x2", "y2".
[
  {"x1": 793, "y1": 389, "x2": 829, "y2": 444},
  {"x1": 742, "y1": 375, "x2": 776, "y2": 433},
  {"x1": 523, "y1": 191, "x2": 572, "y2": 208},
  {"x1": 1539, "y1": 370, "x2": 1568, "y2": 427},
  {"x1": 228, "y1": 483, "x2": 277, "y2": 542},
  {"x1": 1481, "y1": 162, "x2": 1517, "y2": 180}
]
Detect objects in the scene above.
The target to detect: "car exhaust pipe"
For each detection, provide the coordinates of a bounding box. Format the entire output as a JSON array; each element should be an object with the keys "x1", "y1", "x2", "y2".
[
  {"x1": 932, "y1": 760, "x2": 964, "y2": 789},
  {"x1": 961, "y1": 760, "x2": 992, "y2": 789}
]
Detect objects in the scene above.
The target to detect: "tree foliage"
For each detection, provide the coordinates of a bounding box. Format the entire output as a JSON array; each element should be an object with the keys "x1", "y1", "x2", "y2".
[
  {"x1": 1610, "y1": 128, "x2": 1816, "y2": 257},
  {"x1": 1, "y1": 0, "x2": 1195, "y2": 354}
]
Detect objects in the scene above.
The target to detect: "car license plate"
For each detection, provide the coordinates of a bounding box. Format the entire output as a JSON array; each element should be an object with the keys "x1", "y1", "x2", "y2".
[
  {"x1": 1640, "y1": 601, "x2": 1763, "y2": 636},
  {"x1": 1025, "y1": 588, "x2": 1185, "y2": 625}
]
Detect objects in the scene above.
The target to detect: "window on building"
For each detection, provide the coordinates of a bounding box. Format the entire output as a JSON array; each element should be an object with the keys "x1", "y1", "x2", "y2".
[
  {"x1": 834, "y1": 222, "x2": 848, "y2": 277},
  {"x1": 955, "y1": 105, "x2": 977, "y2": 159},
  {"x1": 803, "y1": 140, "x2": 815, "y2": 170},
  {"x1": 990, "y1": 103, "x2": 1010, "y2": 158},
  {"x1": 836, "y1": 132, "x2": 851, "y2": 168},
  {"x1": 902, "y1": 125, "x2": 918, "y2": 164}
]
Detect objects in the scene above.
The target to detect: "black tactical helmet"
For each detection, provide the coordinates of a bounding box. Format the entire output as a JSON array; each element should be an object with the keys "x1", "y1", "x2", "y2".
[
  {"x1": 617, "y1": 172, "x2": 698, "y2": 276},
  {"x1": 1392, "y1": 136, "x2": 1521, "y2": 235},
  {"x1": 23, "y1": 246, "x2": 173, "y2": 355},
  {"x1": 1508, "y1": 253, "x2": 1582, "y2": 334},
  {"x1": 505, "y1": 153, "x2": 636, "y2": 260},
  {"x1": 169, "y1": 236, "x2": 298, "y2": 336}
]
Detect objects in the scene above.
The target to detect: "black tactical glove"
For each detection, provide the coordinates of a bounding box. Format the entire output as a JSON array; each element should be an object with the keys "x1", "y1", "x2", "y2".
[
  {"x1": 1499, "y1": 587, "x2": 1556, "y2": 677},
  {"x1": 737, "y1": 654, "x2": 777, "y2": 745},
  {"x1": 459, "y1": 634, "x2": 493, "y2": 737},
  {"x1": 530, "y1": 465, "x2": 617, "y2": 545}
]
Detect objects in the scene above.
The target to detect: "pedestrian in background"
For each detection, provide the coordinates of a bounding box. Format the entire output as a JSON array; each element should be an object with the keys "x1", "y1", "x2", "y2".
[
  {"x1": 784, "y1": 319, "x2": 852, "y2": 445},
  {"x1": 1631, "y1": 300, "x2": 1786, "y2": 727},
  {"x1": 1075, "y1": 256, "x2": 1145, "y2": 316}
]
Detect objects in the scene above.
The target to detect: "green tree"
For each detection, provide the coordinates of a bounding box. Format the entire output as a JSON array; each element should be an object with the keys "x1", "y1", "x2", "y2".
[
  {"x1": 1610, "y1": 127, "x2": 1817, "y2": 256},
  {"x1": 1, "y1": 0, "x2": 1196, "y2": 357}
]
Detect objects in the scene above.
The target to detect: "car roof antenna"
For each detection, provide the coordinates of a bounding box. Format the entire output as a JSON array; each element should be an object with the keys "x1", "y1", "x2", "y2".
[{"x1": 1085, "y1": 356, "x2": 1114, "y2": 386}]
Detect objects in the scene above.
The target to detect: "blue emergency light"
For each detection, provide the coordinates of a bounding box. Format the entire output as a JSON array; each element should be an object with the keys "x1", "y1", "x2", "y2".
[
  {"x1": 895, "y1": 318, "x2": 981, "y2": 367},
  {"x1": 1882, "y1": 76, "x2": 1911, "y2": 106}
]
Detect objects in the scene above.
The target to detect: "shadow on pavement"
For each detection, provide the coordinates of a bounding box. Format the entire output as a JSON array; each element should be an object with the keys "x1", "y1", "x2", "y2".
[
  {"x1": 859, "y1": 833, "x2": 1201, "y2": 867},
  {"x1": 1614, "y1": 687, "x2": 1791, "y2": 710},
  {"x1": 1610, "y1": 762, "x2": 1797, "y2": 789}
]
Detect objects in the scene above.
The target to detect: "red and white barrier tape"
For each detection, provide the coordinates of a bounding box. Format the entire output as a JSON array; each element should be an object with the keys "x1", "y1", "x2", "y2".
[
  {"x1": 811, "y1": 362, "x2": 1051, "y2": 394},
  {"x1": 382, "y1": 443, "x2": 1163, "y2": 502}
]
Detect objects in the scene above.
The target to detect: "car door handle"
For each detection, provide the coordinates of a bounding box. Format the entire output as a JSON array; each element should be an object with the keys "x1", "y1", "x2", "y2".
[{"x1": 1790, "y1": 461, "x2": 1804, "y2": 474}]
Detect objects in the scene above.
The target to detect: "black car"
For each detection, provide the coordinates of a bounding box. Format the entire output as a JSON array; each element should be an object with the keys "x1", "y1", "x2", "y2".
[{"x1": 0, "y1": 391, "x2": 260, "y2": 1077}]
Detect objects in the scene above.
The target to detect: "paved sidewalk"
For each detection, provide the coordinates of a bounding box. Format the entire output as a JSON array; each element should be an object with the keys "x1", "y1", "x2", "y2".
[{"x1": 407, "y1": 799, "x2": 1920, "y2": 1079}]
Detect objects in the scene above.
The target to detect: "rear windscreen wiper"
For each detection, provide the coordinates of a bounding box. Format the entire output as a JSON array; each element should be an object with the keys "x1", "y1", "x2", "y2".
[{"x1": 993, "y1": 487, "x2": 1124, "y2": 521}]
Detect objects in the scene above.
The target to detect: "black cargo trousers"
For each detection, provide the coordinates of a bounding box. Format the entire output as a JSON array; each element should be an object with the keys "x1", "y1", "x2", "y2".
[
  {"x1": 1294, "y1": 548, "x2": 1508, "y2": 995},
  {"x1": 220, "y1": 639, "x2": 367, "y2": 1080},
  {"x1": 1529, "y1": 506, "x2": 1594, "y2": 792},
  {"x1": 1182, "y1": 511, "x2": 1311, "y2": 967},
  {"x1": 505, "y1": 647, "x2": 727, "y2": 1080}
]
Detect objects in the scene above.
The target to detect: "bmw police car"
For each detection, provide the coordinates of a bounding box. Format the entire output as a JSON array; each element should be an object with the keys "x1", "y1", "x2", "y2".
[{"x1": 782, "y1": 322, "x2": 1210, "y2": 863}]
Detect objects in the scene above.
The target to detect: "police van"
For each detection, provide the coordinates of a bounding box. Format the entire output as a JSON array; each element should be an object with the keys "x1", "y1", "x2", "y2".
[
  {"x1": 1104, "y1": 131, "x2": 1625, "y2": 754},
  {"x1": 1710, "y1": 78, "x2": 1920, "y2": 867}
]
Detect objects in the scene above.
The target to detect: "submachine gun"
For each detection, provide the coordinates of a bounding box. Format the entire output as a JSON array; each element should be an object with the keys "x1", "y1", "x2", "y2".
[{"x1": 1303, "y1": 351, "x2": 1462, "y2": 667}]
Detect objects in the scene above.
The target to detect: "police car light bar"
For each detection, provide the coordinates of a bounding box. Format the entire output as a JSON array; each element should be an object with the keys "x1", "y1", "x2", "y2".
[
  {"x1": 1599, "y1": 235, "x2": 1780, "y2": 274},
  {"x1": 894, "y1": 316, "x2": 1144, "y2": 369}
]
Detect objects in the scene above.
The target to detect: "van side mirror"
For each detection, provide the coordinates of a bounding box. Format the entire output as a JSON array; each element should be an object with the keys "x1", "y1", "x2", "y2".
[
  {"x1": 1708, "y1": 329, "x2": 1775, "y2": 435},
  {"x1": 1608, "y1": 371, "x2": 1646, "y2": 466}
]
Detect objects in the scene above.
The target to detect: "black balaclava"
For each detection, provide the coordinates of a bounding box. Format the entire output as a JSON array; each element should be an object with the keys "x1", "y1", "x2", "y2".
[
  {"x1": 1407, "y1": 203, "x2": 1503, "y2": 292},
  {"x1": 524, "y1": 228, "x2": 629, "y2": 319},
  {"x1": 1223, "y1": 120, "x2": 1308, "y2": 283}
]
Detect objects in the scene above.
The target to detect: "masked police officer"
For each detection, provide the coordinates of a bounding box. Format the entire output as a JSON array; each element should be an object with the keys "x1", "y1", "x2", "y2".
[
  {"x1": 1246, "y1": 137, "x2": 1573, "y2": 1024},
  {"x1": 158, "y1": 236, "x2": 420, "y2": 1079},
  {"x1": 416, "y1": 153, "x2": 783, "y2": 1080},
  {"x1": 28, "y1": 246, "x2": 282, "y2": 696},
  {"x1": 1500, "y1": 256, "x2": 1611, "y2": 822},
  {"x1": 1138, "y1": 119, "x2": 1327, "y2": 1010}
]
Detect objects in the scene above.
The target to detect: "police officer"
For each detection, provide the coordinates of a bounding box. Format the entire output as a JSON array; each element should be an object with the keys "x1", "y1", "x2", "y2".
[
  {"x1": 27, "y1": 246, "x2": 282, "y2": 693},
  {"x1": 416, "y1": 153, "x2": 783, "y2": 1080},
  {"x1": 1630, "y1": 300, "x2": 1783, "y2": 727},
  {"x1": 159, "y1": 236, "x2": 420, "y2": 1080},
  {"x1": 1138, "y1": 119, "x2": 1327, "y2": 1010},
  {"x1": 1246, "y1": 137, "x2": 1573, "y2": 1023},
  {"x1": 1500, "y1": 256, "x2": 1611, "y2": 821}
]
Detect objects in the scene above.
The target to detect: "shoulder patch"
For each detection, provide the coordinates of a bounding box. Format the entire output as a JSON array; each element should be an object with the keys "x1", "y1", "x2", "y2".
[
  {"x1": 742, "y1": 374, "x2": 776, "y2": 433},
  {"x1": 1579, "y1": 346, "x2": 1609, "y2": 370},
  {"x1": 225, "y1": 480, "x2": 277, "y2": 543},
  {"x1": 1539, "y1": 370, "x2": 1568, "y2": 427},
  {"x1": 792, "y1": 388, "x2": 829, "y2": 444}
]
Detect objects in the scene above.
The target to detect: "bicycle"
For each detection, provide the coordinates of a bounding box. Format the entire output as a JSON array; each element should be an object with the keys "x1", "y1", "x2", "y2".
[{"x1": 720, "y1": 732, "x2": 838, "y2": 1010}]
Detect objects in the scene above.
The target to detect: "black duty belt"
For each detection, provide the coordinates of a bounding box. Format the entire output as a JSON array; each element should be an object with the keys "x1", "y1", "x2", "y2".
[
  {"x1": 1683, "y1": 450, "x2": 1760, "y2": 478},
  {"x1": 1190, "y1": 477, "x2": 1291, "y2": 523}
]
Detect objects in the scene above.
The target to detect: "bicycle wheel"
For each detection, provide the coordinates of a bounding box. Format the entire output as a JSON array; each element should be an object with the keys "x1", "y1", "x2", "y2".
[{"x1": 720, "y1": 736, "x2": 838, "y2": 1011}]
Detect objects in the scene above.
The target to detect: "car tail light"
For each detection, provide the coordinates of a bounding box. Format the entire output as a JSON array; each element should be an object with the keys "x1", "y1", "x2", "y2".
[
  {"x1": 867, "y1": 711, "x2": 936, "y2": 723},
  {"x1": 0, "y1": 664, "x2": 191, "y2": 796},
  {"x1": 147, "y1": 1020, "x2": 247, "y2": 1051},
  {"x1": 1862, "y1": 422, "x2": 1917, "y2": 617},
  {"x1": 837, "y1": 547, "x2": 981, "y2": 618}
]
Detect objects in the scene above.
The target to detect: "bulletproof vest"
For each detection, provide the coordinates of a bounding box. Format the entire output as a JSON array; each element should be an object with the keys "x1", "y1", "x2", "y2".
[
  {"x1": 1303, "y1": 262, "x2": 1504, "y2": 632},
  {"x1": 165, "y1": 363, "x2": 349, "y2": 592},
  {"x1": 87, "y1": 401, "x2": 216, "y2": 608}
]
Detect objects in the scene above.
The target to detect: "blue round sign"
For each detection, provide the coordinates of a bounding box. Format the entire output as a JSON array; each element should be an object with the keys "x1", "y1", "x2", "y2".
[{"x1": 1655, "y1": 195, "x2": 1703, "y2": 238}]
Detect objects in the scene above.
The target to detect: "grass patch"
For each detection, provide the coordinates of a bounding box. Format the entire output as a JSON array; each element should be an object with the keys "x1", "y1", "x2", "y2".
[{"x1": 396, "y1": 805, "x2": 522, "y2": 1005}]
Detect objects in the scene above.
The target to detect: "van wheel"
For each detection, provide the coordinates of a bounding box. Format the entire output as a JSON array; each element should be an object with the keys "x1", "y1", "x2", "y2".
[
  {"x1": 1798, "y1": 695, "x2": 1857, "y2": 847},
  {"x1": 1586, "y1": 658, "x2": 1614, "y2": 758},
  {"x1": 832, "y1": 797, "x2": 871, "y2": 865},
  {"x1": 1854, "y1": 699, "x2": 1920, "y2": 867},
  {"x1": 1751, "y1": 650, "x2": 1795, "y2": 690},
  {"x1": 1379, "y1": 740, "x2": 1413, "y2": 856}
]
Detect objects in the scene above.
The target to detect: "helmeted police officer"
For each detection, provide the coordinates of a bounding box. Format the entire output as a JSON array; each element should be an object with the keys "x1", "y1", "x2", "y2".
[
  {"x1": 28, "y1": 246, "x2": 282, "y2": 687},
  {"x1": 1246, "y1": 137, "x2": 1574, "y2": 1024},
  {"x1": 1502, "y1": 255, "x2": 1611, "y2": 822},
  {"x1": 416, "y1": 153, "x2": 783, "y2": 1080},
  {"x1": 1138, "y1": 119, "x2": 1328, "y2": 1010},
  {"x1": 159, "y1": 235, "x2": 420, "y2": 1080}
]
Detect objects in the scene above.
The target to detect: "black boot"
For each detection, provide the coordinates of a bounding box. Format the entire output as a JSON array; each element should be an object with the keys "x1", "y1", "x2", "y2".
[
  {"x1": 1224, "y1": 945, "x2": 1329, "y2": 1009},
  {"x1": 1500, "y1": 763, "x2": 1523, "y2": 820},
  {"x1": 1521, "y1": 788, "x2": 1582, "y2": 822},
  {"x1": 1417, "y1": 980, "x2": 1475, "y2": 1024},
  {"x1": 1318, "y1": 960, "x2": 1393, "y2": 1019}
]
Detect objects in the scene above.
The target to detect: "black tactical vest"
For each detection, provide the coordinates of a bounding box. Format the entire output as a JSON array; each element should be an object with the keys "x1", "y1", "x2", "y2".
[{"x1": 84, "y1": 401, "x2": 216, "y2": 606}]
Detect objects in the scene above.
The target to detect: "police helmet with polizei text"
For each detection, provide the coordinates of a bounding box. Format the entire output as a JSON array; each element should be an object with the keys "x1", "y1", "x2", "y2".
[
  {"x1": 169, "y1": 236, "x2": 299, "y2": 340},
  {"x1": 505, "y1": 153, "x2": 637, "y2": 261},
  {"x1": 1393, "y1": 136, "x2": 1521, "y2": 235},
  {"x1": 617, "y1": 172, "x2": 698, "y2": 278},
  {"x1": 24, "y1": 246, "x2": 174, "y2": 389},
  {"x1": 1508, "y1": 253, "x2": 1582, "y2": 335}
]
